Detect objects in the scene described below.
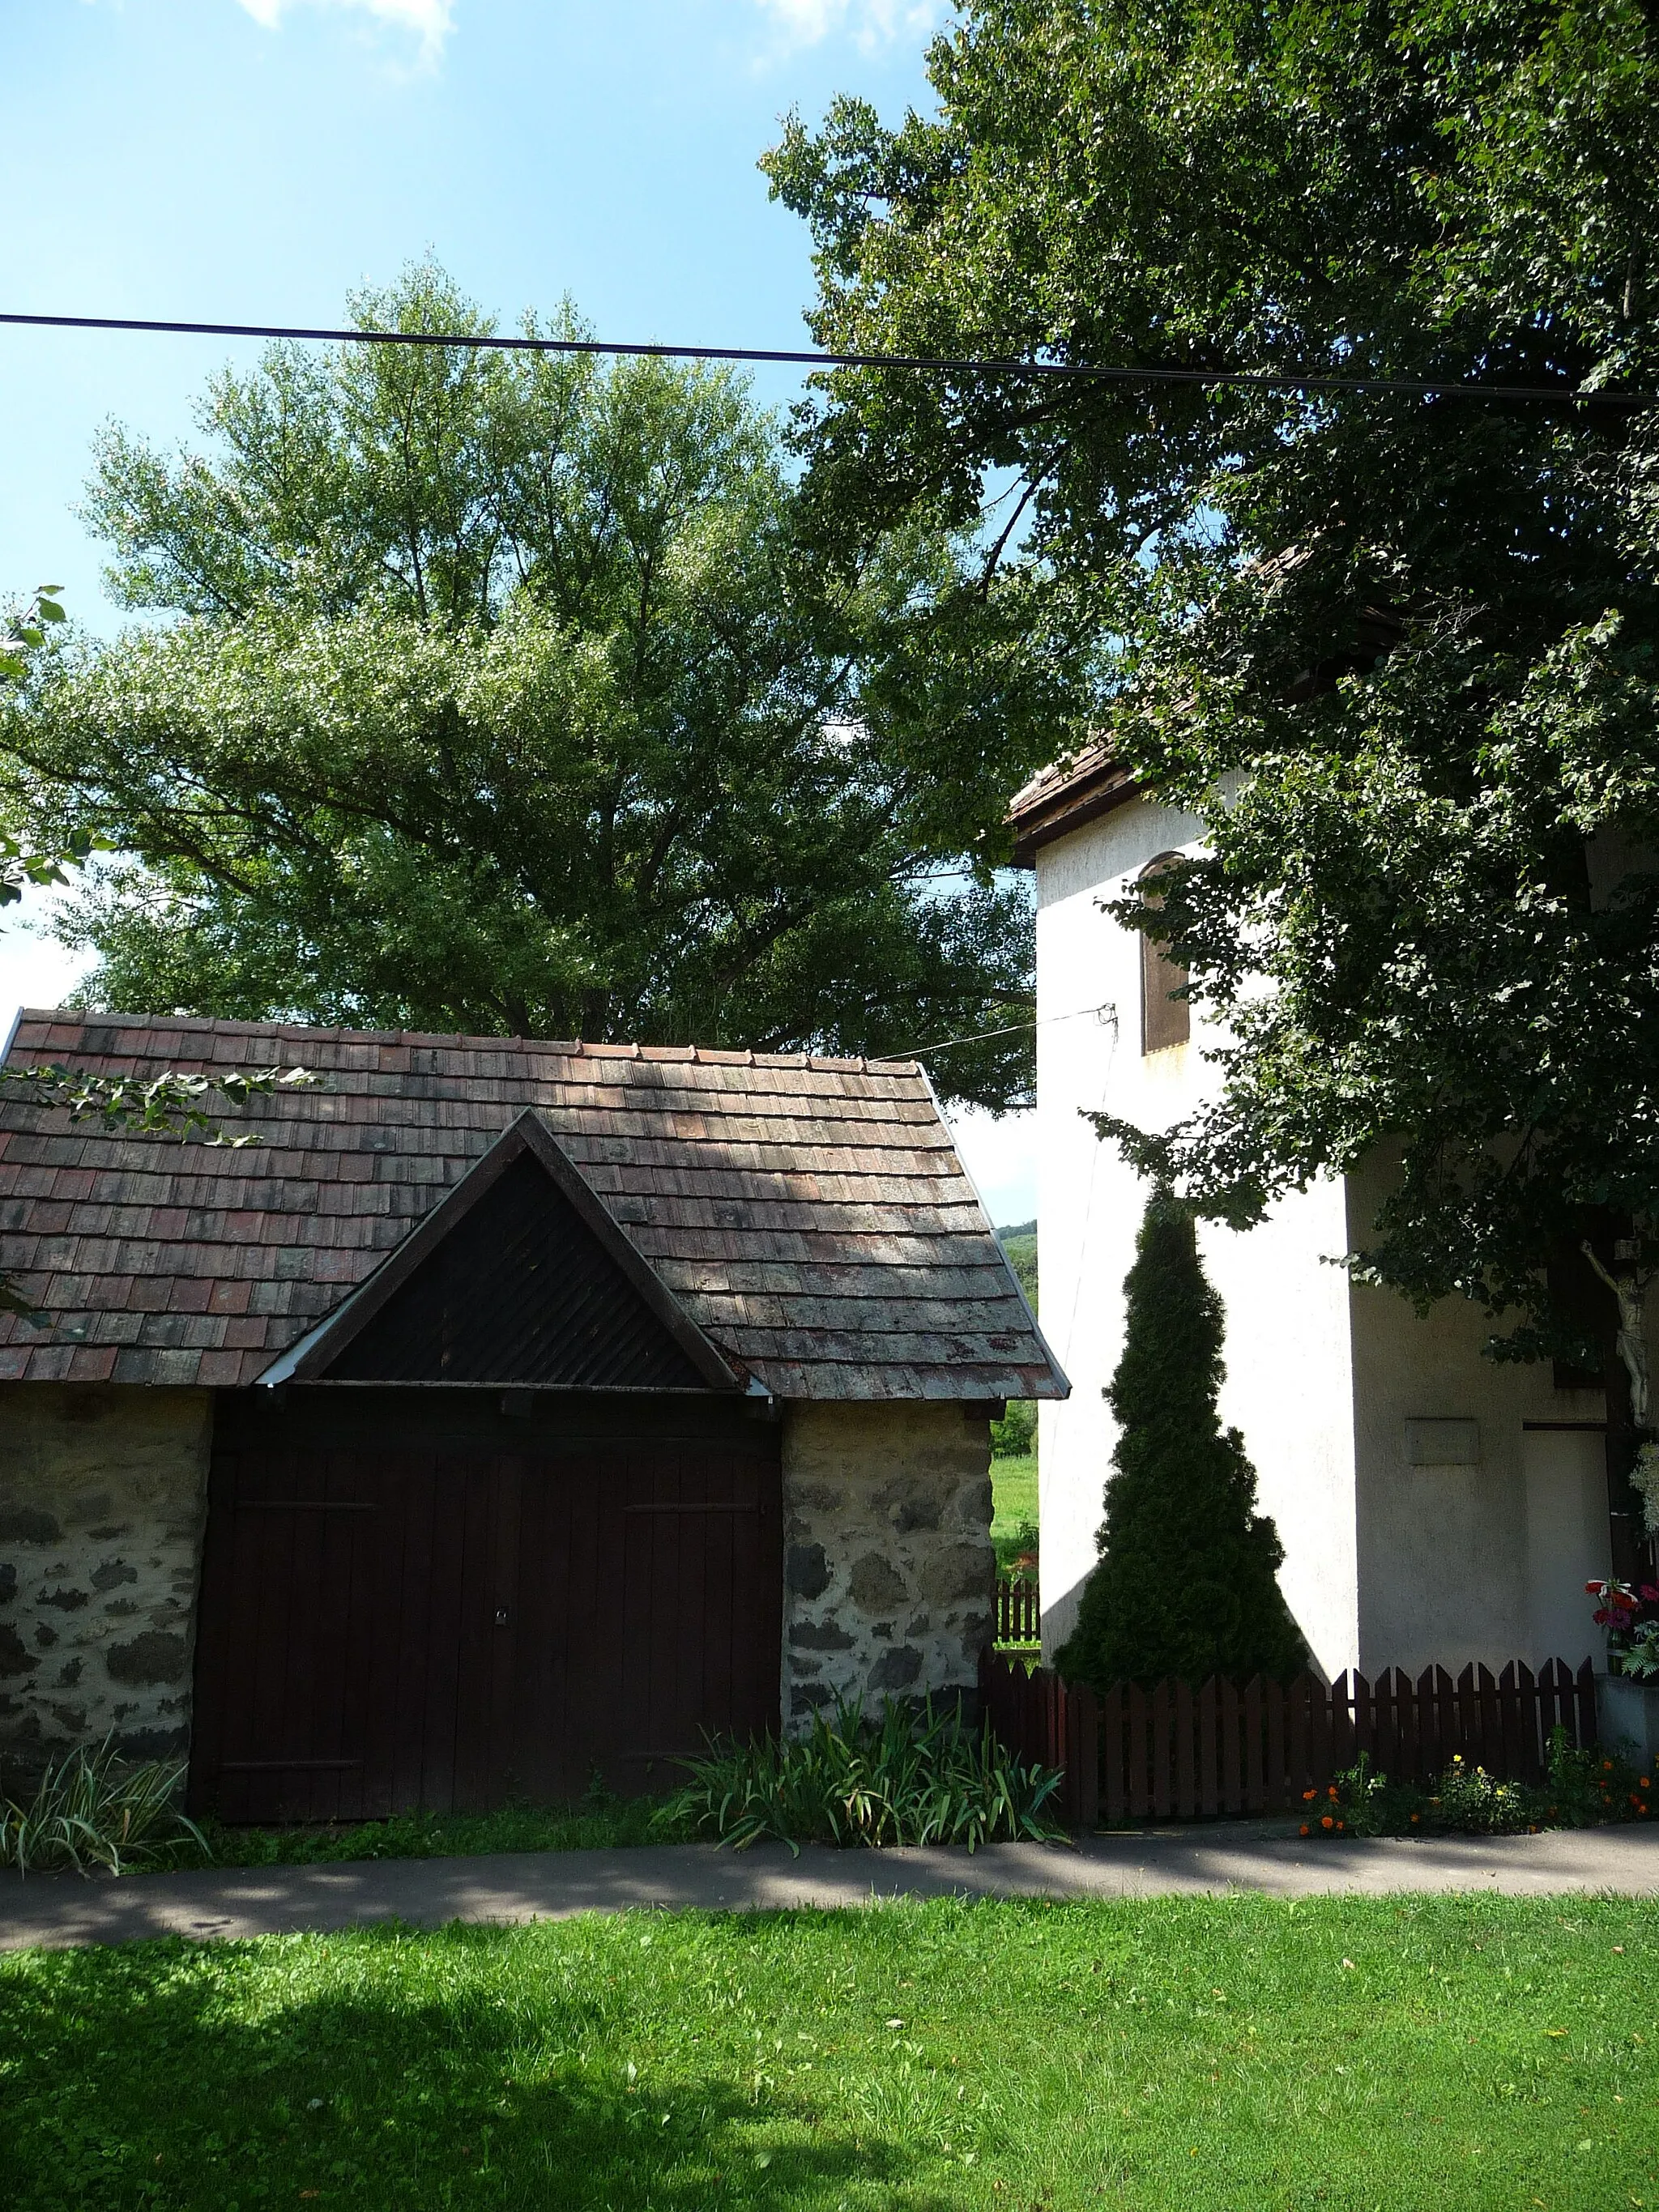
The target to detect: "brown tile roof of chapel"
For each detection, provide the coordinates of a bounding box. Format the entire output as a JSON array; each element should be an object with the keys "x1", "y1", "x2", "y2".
[
  {"x1": 0, "y1": 1010, "x2": 1066, "y2": 1402},
  {"x1": 1006, "y1": 740, "x2": 1140, "y2": 864}
]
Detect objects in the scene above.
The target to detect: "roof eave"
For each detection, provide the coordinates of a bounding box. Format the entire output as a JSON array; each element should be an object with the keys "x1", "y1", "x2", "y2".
[{"x1": 1008, "y1": 758, "x2": 1142, "y2": 867}]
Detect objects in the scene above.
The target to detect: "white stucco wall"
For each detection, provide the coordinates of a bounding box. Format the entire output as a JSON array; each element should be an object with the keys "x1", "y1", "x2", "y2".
[
  {"x1": 1033, "y1": 796, "x2": 1360, "y2": 1679},
  {"x1": 1034, "y1": 791, "x2": 1628, "y2": 1686},
  {"x1": 1345, "y1": 1161, "x2": 1618, "y2": 1676}
]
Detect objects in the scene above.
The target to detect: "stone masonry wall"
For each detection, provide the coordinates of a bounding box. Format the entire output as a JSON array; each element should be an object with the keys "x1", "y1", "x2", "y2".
[
  {"x1": 778, "y1": 1401, "x2": 996, "y2": 1728},
  {"x1": 0, "y1": 1386, "x2": 212, "y2": 1773}
]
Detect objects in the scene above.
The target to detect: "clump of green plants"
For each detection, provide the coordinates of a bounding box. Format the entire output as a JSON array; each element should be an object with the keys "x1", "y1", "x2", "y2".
[
  {"x1": 1540, "y1": 1728, "x2": 1655, "y2": 1827},
  {"x1": 659, "y1": 1694, "x2": 1066, "y2": 1852},
  {"x1": 1, "y1": 1737, "x2": 208, "y2": 1877},
  {"x1": 1299, "y1": 1728, "x2": 1654, "y2": 1838}
]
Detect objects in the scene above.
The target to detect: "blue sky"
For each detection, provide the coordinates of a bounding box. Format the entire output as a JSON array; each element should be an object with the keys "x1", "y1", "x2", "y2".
[{"x1": 0, "y1": 0, "x2": 1037, "y2": 1221}]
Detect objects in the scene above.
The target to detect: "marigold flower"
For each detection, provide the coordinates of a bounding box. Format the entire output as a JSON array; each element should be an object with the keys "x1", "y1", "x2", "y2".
[
  {"x1": 1328, "y1": 1785, "x2": 1339, "y2": 1799},
  {"x1": 1299, "y1": 1824, "x2": 1310, "y2": 1836},
  {"x1": 1303, "y1": 1789, "x2": 1316, "y2": 1801},
  {"x1": 1321, "y1": 1815, "x2": 1334, "y2": 1829}
]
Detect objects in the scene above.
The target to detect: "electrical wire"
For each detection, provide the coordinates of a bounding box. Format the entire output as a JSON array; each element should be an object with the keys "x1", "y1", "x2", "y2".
[
  {"x1": 0, "y1": 309, "x2": 1651, "y2": 407},
  {"x1": 876, "y1": 999, "x2": 1115, "y2": 1062}
]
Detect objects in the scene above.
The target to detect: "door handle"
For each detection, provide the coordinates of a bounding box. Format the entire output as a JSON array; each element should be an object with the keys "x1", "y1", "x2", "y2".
[{"x1": 494, "y1": 1606, "x2": 510, "y2": 1627}]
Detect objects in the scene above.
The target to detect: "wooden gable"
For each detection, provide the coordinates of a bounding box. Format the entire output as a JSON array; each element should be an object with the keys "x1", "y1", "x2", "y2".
[{"x1": 291, "y1": 1114, "x2": 740, "y2": 1393}]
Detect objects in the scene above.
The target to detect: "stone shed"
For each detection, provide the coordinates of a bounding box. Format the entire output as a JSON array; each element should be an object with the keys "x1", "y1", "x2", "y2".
[{"x1": 0, "y1": 1011, "x2": 1066, "y2": 1818}]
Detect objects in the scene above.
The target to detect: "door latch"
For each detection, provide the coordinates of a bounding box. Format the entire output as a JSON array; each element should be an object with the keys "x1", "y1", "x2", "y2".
[{"x1": 494, "y1": 1606, "x2": 510, "y2": 1626}]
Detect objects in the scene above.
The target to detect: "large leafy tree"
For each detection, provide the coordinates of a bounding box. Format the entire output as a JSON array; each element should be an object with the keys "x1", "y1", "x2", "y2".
[
  {"x1": 0, "y1": 265, "x2": 1078, "y2": 1108},
  {"x1": 768, "y1": 0, "x2": 1659, "y2": 1566}
]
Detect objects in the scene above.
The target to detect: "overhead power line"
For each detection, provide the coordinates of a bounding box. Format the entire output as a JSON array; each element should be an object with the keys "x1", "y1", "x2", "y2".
[{"x1": 0, "y1": 309, "x2": 1652, "y2": 407}]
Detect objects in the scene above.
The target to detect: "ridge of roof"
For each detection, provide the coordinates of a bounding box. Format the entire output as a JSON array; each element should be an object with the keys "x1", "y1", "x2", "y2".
[{"x1": 11, "y1": 1010, "x2": 920, "y2": 1079}]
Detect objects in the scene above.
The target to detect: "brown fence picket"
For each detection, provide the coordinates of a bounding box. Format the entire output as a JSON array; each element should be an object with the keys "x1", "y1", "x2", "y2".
[
  {"x1": 1197, "y1": 1678, "x2": 1219, "y2": 1814},
  {"x1": 1242, "y1": 1678, "x2": 1265, "y2": 1812},
  {"x1": 1127, "y1": 1684, "x2": 1150, "y2": 1817},
  {"x1": 1220, "y1": 1676, "x2": 1243, "y2": 1813},
  {"x1": 1101, "y1": 1684, "x2": 1126, "y2": 1821},
  {"x1": 994, "y1": 1576, "x2": 1041, "y2": 1644},
  {"x1": 1264, "y1": 1678, "x2": 1286, "y2": 1810},
  {"x1": 1174, "y1": 1680, "x2": 1196, "y2": 1817},
  {"x1": 978, "y1": 1647, "x2": 1601, "y2": 1833}
]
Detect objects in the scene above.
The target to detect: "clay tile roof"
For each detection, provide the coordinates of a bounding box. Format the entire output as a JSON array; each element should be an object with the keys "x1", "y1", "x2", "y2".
[
  {"x1": 0, "y1": 1010, "x2": 1068, "y2": 1403},
  {"x1": 1007, "y1": 739, "x2": 1140, "y2": 865}
]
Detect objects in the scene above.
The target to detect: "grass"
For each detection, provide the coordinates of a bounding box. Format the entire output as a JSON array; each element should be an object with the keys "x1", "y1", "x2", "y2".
[
  {"x1": 992, "y1": 1451, "x2": 1038, "y2": 1580},
  {"x1": 200, "y1": 1792, "x2": 670, "y2": 1868},
  {"x1": 2, "y1": 1896, "x2": 1652, "y2": 2210}
]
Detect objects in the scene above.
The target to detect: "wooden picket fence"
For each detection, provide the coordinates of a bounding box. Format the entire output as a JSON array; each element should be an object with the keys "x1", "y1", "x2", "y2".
[
  {"x1": 994, "y1": 1575, "x2": 1041, "y2": 1644},
  {"x1": 979, "y1": 1648, "x2": 1599, "y2": 1829}
]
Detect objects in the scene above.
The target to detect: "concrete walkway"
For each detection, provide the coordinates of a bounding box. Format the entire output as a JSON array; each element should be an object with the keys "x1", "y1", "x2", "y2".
[{"x1": 4, "y1": 1825, "x2": 1657, "y2": 1950}]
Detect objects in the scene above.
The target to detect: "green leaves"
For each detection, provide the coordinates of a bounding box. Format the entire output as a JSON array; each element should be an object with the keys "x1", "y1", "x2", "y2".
[
  {"x1": 0, "y1": 584, "x2": 66, "y2": 680},
  {"x1": 3, "y1": 263, "x2": 1044, "y2": 1106},
  {"x1": 778, "y1": 0, "x2": 1659, "y2": 1347}
]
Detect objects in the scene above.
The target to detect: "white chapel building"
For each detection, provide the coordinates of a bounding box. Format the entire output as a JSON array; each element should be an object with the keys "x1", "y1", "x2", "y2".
[{"x1": 1009, "y1": 745, "x2": 1618, "y2": 1682}]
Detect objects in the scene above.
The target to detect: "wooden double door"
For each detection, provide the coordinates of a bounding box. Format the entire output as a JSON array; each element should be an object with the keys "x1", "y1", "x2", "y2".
[{"x1": 189, "y1": 1393, "x2": 782, "y2": 1823}]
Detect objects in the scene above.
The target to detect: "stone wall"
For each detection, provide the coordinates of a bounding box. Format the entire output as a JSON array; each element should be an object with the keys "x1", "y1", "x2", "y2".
[
  {"x1": 778, "y1": 1401, "x2": 996, "y2": 1727},
  {"x1": 0, "y1": 1386, "x2": 212, "y2": 1773}
]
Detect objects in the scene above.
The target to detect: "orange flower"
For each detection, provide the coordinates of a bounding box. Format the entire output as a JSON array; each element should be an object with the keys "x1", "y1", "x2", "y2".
[
  {"x1": 1299, "y1": 1824, "x2": 1310, "y2": 1836},
  {"x1": 1328, "y1": 1786, "x2": 1339, "y2": 1800},
  {"x1": 1410, "y1": 1813, "x2": 1420, "y2": 1823},
  {"x1": 1336, "y1": 1820, "x2": 1346, "y2": 1831},
  {"x1": 1321, "y1": 1815, "x2": 1334, "y2": 1830},
  {"x1": 1303, "y1": 1789, "x2": 1317, "y2": 1801}
]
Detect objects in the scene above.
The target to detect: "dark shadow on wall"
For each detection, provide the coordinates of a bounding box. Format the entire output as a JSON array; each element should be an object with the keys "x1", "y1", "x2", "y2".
[{"x1": 1, "y1": 1922, "x2": 964, "y2": 2212}]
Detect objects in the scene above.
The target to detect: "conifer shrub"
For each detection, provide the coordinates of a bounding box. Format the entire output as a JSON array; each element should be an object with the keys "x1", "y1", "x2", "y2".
[{"x1": 1056, "y1": 1189, "x2": 1307, "y2": 1689}]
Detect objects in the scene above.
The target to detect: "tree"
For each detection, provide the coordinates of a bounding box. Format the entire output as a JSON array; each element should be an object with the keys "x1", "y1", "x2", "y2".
[
  {"x1": 0, "y1": 264, "x2": 1088, "y2": 1110},
  {"x1": 1, "y1": 588, "x2": 315, "y2": 1320},
  {"x1": 1055, "y1": 1190, "x2": 1306, "y2": 1688},
  {"x1": 768, "y1": 0, "x2": 1659, "y2": 1563}
]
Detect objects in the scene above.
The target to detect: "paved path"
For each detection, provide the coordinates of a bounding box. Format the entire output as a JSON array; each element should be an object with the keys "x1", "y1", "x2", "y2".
[{"x1": 4, "y1": 1826, "x2": 1657, "y2": 1950}]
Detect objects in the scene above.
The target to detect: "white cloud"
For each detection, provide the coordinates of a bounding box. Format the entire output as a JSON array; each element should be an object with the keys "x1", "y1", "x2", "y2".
[
  {"x1": 750, "y1": 0, "x2": 940, "y2": 53},
  {"x1": 234, "y1": 0, "x2": 454, "y2": 68}
]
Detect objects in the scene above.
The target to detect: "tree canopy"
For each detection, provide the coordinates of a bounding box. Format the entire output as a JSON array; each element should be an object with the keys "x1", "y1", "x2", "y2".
[
  {"x1": 769, "y1": 1, "x2": 1659, "y2": 1533},
  {"x1": 0, "y1": 265, "x2": 1084, "y2": 1108}
]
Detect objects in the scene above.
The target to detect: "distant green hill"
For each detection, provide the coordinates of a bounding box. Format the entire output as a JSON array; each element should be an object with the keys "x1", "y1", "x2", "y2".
[{"x1": 996, "y1": 1222, "x2": 1037, "y2": 1311}]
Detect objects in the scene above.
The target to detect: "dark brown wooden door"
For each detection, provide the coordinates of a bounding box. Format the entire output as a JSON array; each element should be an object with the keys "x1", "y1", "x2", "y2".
[{"x1": 189, "y1": 1397, "x2": 782, "y2": 1822}]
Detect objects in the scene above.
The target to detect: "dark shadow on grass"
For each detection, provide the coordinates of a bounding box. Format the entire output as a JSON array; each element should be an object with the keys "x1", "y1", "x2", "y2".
[{"x1": 1, "y1": 1922, "x2": 963, "y2": 2211}]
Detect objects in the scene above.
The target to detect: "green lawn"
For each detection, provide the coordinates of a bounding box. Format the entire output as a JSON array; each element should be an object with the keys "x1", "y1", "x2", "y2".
[
  {"x1": 992, "y1": 1451, "x2": 1038, "y2": 1579},
  {"x1": 3, "y1": 1896, "x2": 1651, "y2": 2210}
]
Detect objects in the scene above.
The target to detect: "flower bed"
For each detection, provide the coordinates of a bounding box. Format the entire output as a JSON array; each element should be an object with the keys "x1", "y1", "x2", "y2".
[{"x1": 1299, "y1": 1728, "x2": 1653, "y2": 1838}]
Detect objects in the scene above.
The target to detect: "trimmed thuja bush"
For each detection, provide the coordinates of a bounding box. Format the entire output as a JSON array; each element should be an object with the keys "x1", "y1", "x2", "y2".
[
  {"x1": 659, "y1": 1695, "x2": 1066, "y2": 1852},
  {"x1": 1057, "y1": 1188, "x2": 1307, "y2": 1690}
]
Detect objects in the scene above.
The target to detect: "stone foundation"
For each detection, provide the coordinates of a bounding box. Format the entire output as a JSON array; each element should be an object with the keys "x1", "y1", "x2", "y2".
[
  {"x1": 0, "y1": 1386, "x2": 211, "y2": 1774},
  {"x1": 778, "y1": 1401, "x2": 996, "y2": 1728}
]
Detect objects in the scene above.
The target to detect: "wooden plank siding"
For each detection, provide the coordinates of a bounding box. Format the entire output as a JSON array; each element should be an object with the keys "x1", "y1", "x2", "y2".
[
  {"x1": 979, "y1": 1649, "x2": 1601, "y2": 1827},
  {"x1": 190, "y1": 1392, "x2": 782, "y2": 1822}
]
